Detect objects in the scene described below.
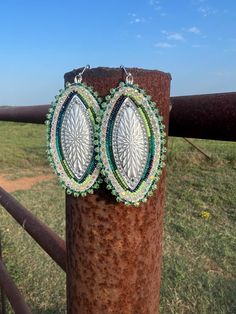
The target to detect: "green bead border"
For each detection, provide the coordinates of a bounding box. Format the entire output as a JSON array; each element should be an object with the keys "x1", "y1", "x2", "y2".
[
  {"x1": 97, "y1": 82, "x2": 167, "y2": 206},
  {"x1": 45, "y1": 82, "x2": 103, "y2": 197}
]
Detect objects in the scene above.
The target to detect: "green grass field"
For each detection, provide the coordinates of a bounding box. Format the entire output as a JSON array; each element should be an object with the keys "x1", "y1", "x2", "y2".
[{"x1": 0, "y1": 121, "x2": 235, "y2": 314}]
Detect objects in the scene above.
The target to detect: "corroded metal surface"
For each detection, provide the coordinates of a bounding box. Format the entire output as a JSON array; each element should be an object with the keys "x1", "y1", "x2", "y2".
[
  {"x1": 0, "y1": 260, "x2": 31, "y2": 314},
  {"x1": 0, "y1": 187, "x2": 66, "y2": 272},
  {"x1": 0, "y1": 104, "x2": 49, "y2": 124},
  {"x1": 169, "y1": 92, "x2": 236, "y2": 141},
  {"x1": 66, "y1": 67, "x2": 171, "y2": 314},
  {"x1": 0, "y1": 239, "x2": 6, "y2": 314}
]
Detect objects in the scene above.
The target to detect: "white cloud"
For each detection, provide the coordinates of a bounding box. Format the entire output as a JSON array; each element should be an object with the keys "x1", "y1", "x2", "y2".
[
  {"x1": 149, "y1": 0, "x2": 166, "y2": 15},
  {"x1": 155, "y1": 42, "x2": 175, "y2": 48},
  {"x1": 192, "y1": 0, "x2": 219, "y2": 17},
  {"x1": 161, "y1": 30, "x2": 168, "y2": 35},
  {"x1": 129, "y1": 13, "x2": 145, "y2": 24},
  {"x1": 149, "y1": 0, "x2": 161, "y2": 9},
  {"x1": 198, "y1": 6, "x2": 217, "y2": 16},
  {"x1": 188, "y1": 26, "x2": 200, "y2": 34},
  {"x1": 167, "y1": 33, "x2": 185, "y2": 41},
  {"x1": 161, "y1": 30, "x2": 185, "y2": 41}
]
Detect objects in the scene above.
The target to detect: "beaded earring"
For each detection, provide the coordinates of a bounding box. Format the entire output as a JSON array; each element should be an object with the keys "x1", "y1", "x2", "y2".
[
  {"x1": 98, "y1": 66, "x2": 167, "y2": 206},
  {"x1": 46, "y1": 65, "x2": 102, "y2": 196}
]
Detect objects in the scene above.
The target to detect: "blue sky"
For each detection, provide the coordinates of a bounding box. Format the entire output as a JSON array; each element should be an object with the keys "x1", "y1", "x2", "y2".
[{"x1": 0, "y1": 0, "x2": 235, "y2": 106}]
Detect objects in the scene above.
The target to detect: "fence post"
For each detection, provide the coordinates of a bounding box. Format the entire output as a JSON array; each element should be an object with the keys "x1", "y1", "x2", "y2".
[{"x1": 64, "y1": 67, "x2": 171, "y2": 313}]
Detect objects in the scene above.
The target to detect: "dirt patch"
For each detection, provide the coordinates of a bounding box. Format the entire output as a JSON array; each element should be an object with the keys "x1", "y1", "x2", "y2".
[{"x1": 0, "y1": 174, "x2": 54, "y2": 192}]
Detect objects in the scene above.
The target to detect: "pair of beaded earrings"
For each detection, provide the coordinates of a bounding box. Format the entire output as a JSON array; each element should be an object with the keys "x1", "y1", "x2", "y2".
[{"x1": 46, "y1": 65, "x2": 166, "y2": 206}]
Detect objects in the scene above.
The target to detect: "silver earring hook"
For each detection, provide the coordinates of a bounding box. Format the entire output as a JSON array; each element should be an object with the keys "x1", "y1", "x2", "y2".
[
  {"x1": 74, "y1": 64, "x2": 90, "y2": 84},
  {"x1": 120, "y1": 65, "x2": 134, "y2": 85}
]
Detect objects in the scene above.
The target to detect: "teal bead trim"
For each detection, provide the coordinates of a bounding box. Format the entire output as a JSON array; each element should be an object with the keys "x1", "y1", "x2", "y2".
[
  {"x1": 98, "y1": 82, "x2": 167, "y2": 206},
  {"x1": 45, "y1": 82, "x2": 102, "y2": 197}
]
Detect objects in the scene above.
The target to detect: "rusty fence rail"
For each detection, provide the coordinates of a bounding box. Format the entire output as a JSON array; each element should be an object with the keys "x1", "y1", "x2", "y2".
[
  {"x1": 0, "y1": 238, "x2": 6, "y2": 314},
  {"x1": 0, "y1": 260, "x2": 31, "y2": 314},
  {"x1": 0, "y1": 237, "x2": 31, "y2": 313},
  {"x1": 0, "y1": 92, "x2": 235, "y2": 141},
  {"x1": 0, "y1": 187, "x2": 66, "y2": 272},
  {"x1": 0, "y1": 187, "x2": 66, "y2": 313}
]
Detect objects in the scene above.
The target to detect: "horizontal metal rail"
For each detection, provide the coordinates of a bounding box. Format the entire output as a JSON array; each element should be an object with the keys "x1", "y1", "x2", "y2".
[
  {"x1": 0, "y1": 187, "x2": 66, "y2": 272},
  {"x1": 0, "y1": 92, "x2": 235, "y2": 141},
  {"x1": 0, "y1": 239, "x2": 6, "y2": 314},
  {"x1": 169, "y1": 92, "x2": 236, "y2": 141},
  {"x1": 0, "y1": 260, "x2": 31, "y2": 314},
  {"x1": 0, "y1": 105, "x2": 49, "y2": 124}
]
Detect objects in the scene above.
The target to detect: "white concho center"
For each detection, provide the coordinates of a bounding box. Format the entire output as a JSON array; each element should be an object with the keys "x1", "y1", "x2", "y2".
[
  {"x1": 60, "y1": 95, "x2": 93, "y2": 180},
  {"x1": 112, "y1": 98, "x2": 149, "y2": 190}
]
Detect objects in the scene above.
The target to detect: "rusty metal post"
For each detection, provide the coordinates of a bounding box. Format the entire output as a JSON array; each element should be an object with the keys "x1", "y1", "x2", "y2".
[{"x1": 65, "y1": 67, "x2": 171, "y2": 313}]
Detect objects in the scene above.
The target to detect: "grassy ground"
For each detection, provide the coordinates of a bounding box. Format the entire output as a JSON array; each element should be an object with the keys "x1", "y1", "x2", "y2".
[{"x1": 0, "y1": 121, "x2": 235, "y2": 313}]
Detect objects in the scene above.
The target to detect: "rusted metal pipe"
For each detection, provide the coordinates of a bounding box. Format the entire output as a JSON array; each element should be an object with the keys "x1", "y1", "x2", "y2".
[
  {"x1": 0, "y1": 187, "x2": 66, "y2": 272},
  {"x1": 65, "y1": 67, "x2": 171, "y2": 313},
  {"x1": 0, "y1": 260, "x2": 31, "y2": 314},
  {"x1": 0, "y1": 92, "x2": 235, "y2": 141},
  {"x1": 0, "y1": 239, "x2": 6, "y2": 314},
  {"x1": 0, "y1": 105, "x2": 49, "y2": 124},
  {"x1": 169, "y1": 92, "x2": 236, "y2": 141}
]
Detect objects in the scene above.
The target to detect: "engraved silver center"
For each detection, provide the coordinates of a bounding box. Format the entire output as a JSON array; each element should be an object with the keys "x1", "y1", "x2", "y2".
[
  {"x1": 112, "y1": 98, "x2": 149, "y2": 190},
  {"x1": 60, "y1": 95, "x2": 93, "y2": 180}
]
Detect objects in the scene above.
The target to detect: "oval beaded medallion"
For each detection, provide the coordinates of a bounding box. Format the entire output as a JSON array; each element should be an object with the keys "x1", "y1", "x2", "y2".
[
  {"x1": 46, "y1": 83, "x2": 102, "y2": 196},
  {"x1": 99, "y1": 82, "x2": 166, "y2": 205}
]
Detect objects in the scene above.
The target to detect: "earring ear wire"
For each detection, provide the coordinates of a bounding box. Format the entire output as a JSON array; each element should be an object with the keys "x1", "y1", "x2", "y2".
[
  {"x1": 98, "y1": 65, "x2": 167, "y2": 206},
  {"x1": 46, "y1": 65, "x2": 103, "y2": 197},
  {"x1": 74, "y1": 64, "x2": 90, "y2": 84},
  {"x1": 120, "y1": 65, "x2": 134, "y2": 84}
]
